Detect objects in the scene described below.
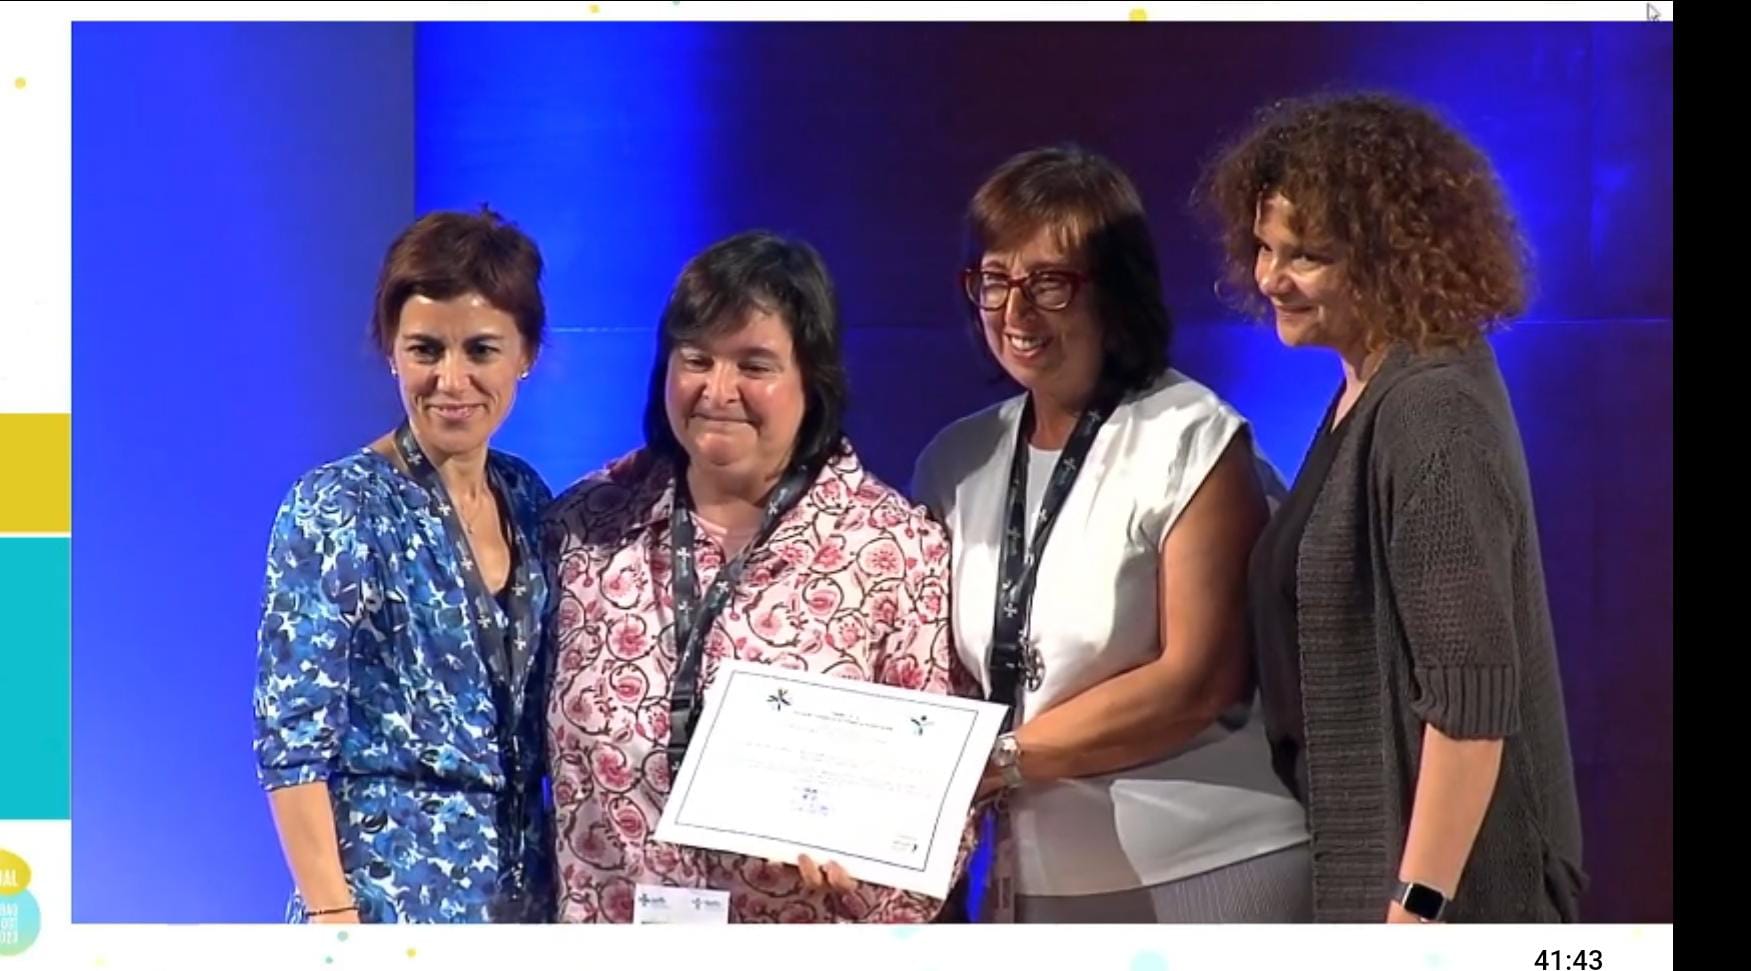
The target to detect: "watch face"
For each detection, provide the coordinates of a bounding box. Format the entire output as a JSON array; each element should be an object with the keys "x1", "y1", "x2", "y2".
[{"x1": 1400, "y1": 883, "x2": 1446, "y2": 919}]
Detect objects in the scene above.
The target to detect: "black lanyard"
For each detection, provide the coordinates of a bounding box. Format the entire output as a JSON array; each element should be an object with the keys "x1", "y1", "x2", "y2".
[
  {"x1": 665, "y1": 462, "x2": 815, "y2": 771},
  {"x1": 987, "y1": 392, "x2": 1121, "y2": 730},
  {"x1": 392, "y1": 423, "x2": 539, "y2": 706},
  {"x1": 393, "y1": 422, "x2": 543, "y2": 907}
]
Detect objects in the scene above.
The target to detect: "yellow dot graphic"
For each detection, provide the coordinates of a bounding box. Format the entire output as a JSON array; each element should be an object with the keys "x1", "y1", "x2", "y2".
[
  {"x1": 0, "y1": 850, "x2": 31, "y2": 896},
  {"x1": 13, "y1": 77, "x2": 24, "y2": 90},
  {"x1": 407, "y1": 948, "x2": 418, "y2": 958},
  {"x1": 1129, "y1": 8, "x2": 1148, "y2": 20},
  {"x1": 590, "y1": 3, "x2": 601, "y2": 11}
]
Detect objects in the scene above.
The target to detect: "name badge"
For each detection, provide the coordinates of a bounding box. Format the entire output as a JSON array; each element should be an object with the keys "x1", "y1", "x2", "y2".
[{"x1": 632, "y1": 884, "x2": 731, "y2": 924}]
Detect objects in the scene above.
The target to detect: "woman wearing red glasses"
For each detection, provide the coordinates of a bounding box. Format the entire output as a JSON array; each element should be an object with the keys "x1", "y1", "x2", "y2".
[{"x1": 912, "y1": 146, "x2": 1310, "y2": 923}]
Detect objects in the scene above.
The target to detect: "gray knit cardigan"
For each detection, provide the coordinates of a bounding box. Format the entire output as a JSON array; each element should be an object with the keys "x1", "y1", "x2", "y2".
[{"x1": 1296, "y1": 339, "x2": 1587, "y2": 922}]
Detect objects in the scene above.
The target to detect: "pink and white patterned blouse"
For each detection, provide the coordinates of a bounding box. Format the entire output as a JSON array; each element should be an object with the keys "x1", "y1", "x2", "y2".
[{"x1": 541, "y1": 444, "x2": 976, "y2": 923}]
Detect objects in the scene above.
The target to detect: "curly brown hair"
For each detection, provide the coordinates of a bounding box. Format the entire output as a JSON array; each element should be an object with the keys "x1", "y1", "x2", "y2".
[{"x1": 1195, "y1": 92, "x2": 1530, "y2": 351}]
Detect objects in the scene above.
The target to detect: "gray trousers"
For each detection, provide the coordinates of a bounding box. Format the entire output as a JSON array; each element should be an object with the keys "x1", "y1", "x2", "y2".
[{"x1": 1014, "y1": 843, "x2": 1313, "y2": 923}]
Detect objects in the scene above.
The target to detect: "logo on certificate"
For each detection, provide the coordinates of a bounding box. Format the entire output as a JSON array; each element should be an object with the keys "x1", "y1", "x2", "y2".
[{"x1": 794, "y1": 785, "x2": 831, "y2": 817}]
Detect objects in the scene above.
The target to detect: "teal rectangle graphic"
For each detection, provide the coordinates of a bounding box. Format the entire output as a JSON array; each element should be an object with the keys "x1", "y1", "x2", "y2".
[{"x1": 0, "y1": 538, "x2": 70, "y2": 818}]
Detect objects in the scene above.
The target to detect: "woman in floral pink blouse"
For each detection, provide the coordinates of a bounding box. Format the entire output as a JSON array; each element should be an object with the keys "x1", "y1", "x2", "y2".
[{"x1": 541, "y1": 230, "x2": 977, "y2": 923}]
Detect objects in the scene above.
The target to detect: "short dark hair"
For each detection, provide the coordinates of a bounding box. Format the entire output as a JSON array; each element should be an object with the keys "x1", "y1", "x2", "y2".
[
  {"x1": 966, "y1": 145, "x2": 1173, "y2": 396},
  {"x1": 1195, "y1": 91, "x2": 1529, "y2": 351},
  {"x1": 371, "y1": 207, "x2": 546, "y2": 355},
  {"x1": 642, "y1": 231, "x2": 848, "y2": 475}
]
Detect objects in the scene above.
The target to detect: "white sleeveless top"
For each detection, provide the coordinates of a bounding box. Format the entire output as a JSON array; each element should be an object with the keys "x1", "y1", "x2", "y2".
[{"x1": 913, "y1": 370, "x2": 1309, "y2": 896}]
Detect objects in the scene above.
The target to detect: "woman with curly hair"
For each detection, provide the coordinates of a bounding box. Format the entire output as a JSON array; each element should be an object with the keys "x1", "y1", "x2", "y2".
[{"x1": 1196, "y1": 92, "x2": 1586, "y2": 923}]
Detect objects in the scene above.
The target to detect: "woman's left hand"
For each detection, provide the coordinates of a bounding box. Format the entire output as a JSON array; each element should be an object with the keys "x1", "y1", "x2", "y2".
[{"x1": 974, "y1": 766, "x2": 1007, "y2": 803}]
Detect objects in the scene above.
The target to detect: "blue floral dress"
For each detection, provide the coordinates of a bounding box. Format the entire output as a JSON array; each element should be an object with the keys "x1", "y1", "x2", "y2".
[{"x1": 253, "y1": 447, "x2": 552, "y2": 922}]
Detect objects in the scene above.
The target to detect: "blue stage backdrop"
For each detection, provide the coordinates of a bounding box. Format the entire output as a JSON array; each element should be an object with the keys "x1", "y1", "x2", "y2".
[
  {"x1": 71, "y1": 22, "x2": 416, "y2": 923},
  {"x1": 72, "y1": 21, "x2": 1671, "y2": 922}
]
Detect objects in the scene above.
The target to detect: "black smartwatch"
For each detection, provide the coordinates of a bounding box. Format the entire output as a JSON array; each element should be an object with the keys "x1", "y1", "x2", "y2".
[{"x1": 1392, "y1": 880, "x2": 1451, "y2": 922}]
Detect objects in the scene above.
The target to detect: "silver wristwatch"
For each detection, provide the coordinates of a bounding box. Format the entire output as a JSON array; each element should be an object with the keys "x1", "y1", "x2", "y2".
[{"x1": 992, "y1": 732, "x2": 1024, "y2": 789}]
